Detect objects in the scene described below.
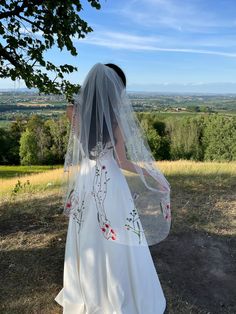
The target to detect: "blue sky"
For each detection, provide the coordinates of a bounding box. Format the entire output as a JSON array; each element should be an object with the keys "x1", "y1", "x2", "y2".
[{"x1": 1, "y1": 0, "x2": 236, "y2": 93}]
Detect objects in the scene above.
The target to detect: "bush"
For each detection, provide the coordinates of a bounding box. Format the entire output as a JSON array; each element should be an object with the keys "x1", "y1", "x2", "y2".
[{"x1": 202, "y1": 115, "x2": 236, "y2": 161}]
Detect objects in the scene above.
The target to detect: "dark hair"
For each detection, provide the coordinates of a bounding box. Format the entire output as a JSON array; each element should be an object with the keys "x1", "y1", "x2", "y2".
[
  {"x1": 105, "y1": 63, "x2": 126, "y2": 87},
  {"x1": 88, "y1": 64, "x2": 126, "y2": 158}
]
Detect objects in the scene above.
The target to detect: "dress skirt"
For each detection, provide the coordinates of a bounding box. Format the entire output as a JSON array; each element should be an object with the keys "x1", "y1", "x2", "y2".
[{"x1": 55, "y1": 149, "x2": 166, "y2": 313}]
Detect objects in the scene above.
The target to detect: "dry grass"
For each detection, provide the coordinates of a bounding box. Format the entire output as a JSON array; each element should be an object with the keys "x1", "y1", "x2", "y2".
[
  {"x1": 0, "y1": 168, "x2": 63, "y2": 198},
  {"x1": 2, "y1": 160, "x2": 235, "y2": 195},
  {"x1": 0, "y1": 161, "x2": 235, "y2": 313}
]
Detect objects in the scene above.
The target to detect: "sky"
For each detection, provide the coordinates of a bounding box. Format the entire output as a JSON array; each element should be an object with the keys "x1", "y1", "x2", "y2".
[{"x1": 1, "y1": 0, "x2": 236, "y2": 93}]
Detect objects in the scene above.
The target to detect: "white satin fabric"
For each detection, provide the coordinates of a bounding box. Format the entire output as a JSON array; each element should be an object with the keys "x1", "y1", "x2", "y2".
[{"x1": 55, "y1": 148, "x2": 166, "y2": 313}]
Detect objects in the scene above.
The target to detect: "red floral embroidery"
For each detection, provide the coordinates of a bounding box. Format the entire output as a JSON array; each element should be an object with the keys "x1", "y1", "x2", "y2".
[
  {"x1": 100, "y1": 221, "x2": 117, "y2": 240},
  {"x1": 65, "y1": 188, "x2": 86, "y2": 233},
  {"x1": 65, "y1": 189, "x2": 74, "y2": 210},
  {"x1": 160, "y1": 201, "x2": 171, "y2": 220},
  {"x1": 66, "y1": 202, "x2": 71, "y2": 208},
  {"x1": 92, "y1": 161, "x2": 117, "y2": 241}
]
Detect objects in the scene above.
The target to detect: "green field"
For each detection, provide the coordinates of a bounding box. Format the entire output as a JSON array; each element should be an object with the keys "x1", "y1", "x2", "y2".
[
  {"x1": 0, "y1": 161, "x2": 235, "y2": 313},
  {"x1": 139, "y1": 111, "x2": 236, "y2": 120},
  {"x1": 0, "y1": 120, "x2": 11, "y2": 127},
  {"x1": 0, "y1": 165, "x2": 62, "y2": 179}
]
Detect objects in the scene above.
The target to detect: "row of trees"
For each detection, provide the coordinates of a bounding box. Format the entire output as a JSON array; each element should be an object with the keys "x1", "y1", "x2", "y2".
[
  {"x1": 0, "y1": 115, "x2": 69, "y2": 165},
  {"x1": 138, "y1": 113, "x2": 235, "y2": 162},
  {"x1": 0, "y1": 113, "x2": 235, "y2": 165}
]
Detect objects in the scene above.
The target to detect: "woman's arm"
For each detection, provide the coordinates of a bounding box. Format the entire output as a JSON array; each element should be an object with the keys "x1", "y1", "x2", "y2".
[
  {"x1": 114, "y1": 125, "x2": 150, "y2": 176},
  {"x1": 66, "y1": 104, "x2": 74, "y2": 122}
]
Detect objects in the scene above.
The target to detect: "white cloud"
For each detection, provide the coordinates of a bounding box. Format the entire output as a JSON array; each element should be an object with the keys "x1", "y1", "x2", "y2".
[
  {"x1": 116, "y1": 0, "x2": 235, "y2": 32},
  {"x1": 79, "y1": 30, "x2": 236, "y2": 58}
]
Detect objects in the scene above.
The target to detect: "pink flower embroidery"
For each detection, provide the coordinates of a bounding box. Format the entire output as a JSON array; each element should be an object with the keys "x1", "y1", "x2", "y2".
[
  {"x1": 101, "y1": 222, "x2": 117, "y2": 240},
  {"x1": 66, "y1": 202, "x2": 71, "y2": 208},
  {"x1": 93, "y1": 163, "x2": 116, "y2": 241},
  {"x1": 160, "y1": 201, "x2": 171, "y2": 220}
]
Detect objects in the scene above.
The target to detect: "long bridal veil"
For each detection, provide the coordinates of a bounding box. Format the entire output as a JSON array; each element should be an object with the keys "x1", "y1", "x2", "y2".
[{"x1": 61, "y1": 63, "x2": 171, "y2": 247}]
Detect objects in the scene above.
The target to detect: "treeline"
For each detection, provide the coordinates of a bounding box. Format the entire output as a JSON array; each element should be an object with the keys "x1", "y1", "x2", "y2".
[
  {"x1": 137, "y1": 112, "x2": 236, "y2": 161},
  {"x1": 0, "y1": 115, "x2": 69, "y2": 165},
  {"x1": 0, "y1": 104, "x2": 64, "y2": 112},
  {"x1": 0, "y1": 113, "x2": 235, "y2": 165}
]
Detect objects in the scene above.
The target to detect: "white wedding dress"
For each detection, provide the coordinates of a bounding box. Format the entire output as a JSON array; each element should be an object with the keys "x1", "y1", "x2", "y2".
[{"x1": 55, "y1": 144, "x2": 166, "y2": 314}]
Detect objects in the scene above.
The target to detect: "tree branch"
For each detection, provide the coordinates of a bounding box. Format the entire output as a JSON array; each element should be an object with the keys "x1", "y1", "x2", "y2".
[
  {"x1": 0, "y1": 1, "x2": 28, "y2": 19},
  {"x1": 0, "y1": 0, "x2": 43, "y2": 20},
  {"x1": 0, "y1": 44, "x2": 20, "y2": 68},
  {"x1": 17, "y1": 14, "x2": 45, "y2": 32}
]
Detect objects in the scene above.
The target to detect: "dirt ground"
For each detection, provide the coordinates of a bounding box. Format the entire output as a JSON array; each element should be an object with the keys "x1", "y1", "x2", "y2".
[{"x1": 151, "y1": 230, "x2": 235, "y2": 313}]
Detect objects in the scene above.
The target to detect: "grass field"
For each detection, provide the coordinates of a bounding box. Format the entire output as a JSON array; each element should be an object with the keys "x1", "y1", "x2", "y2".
[
  {"x1": 0, "y1": 165, "x2": 62, "y2": 179},
  {"x1": 0, "y1": 161, "x2": 235, "y2": 313},
  {"x1": 140, "y1": 111, "x2": 236, "y2": 119},
  {"x1": 0, "y1": 120, "x2": 11, "y2": 127}
]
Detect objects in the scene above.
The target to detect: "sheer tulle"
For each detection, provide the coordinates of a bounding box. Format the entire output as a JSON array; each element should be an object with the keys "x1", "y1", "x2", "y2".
[{"x1": 61, "y1": 63, "x2": 171, "y2": 246}]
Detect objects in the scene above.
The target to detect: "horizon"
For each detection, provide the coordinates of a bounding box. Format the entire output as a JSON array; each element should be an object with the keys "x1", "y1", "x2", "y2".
[{"x1": 1, "y1": 86, "x2": 236, "y2": 96}]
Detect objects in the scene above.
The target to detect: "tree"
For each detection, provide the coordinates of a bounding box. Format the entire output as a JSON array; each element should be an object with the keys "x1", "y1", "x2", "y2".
[
  {"x1": 19, "y1": 128, "x2": 38, "y2": 165},
  {"x1": 0, "y1": 128, "x2": 10, "y2": 164},
  {"x1": 19, "y1": 114, "x2": 70, "y2": 165},
  {"x1": 0, "y1": 1, "x2": 101, "y2": 99},
  {"x1": 8, "y1": 116, "x2": 27, "y2": 164},
  {"x1": 0, "y1": 117, "x2": 26, "y2": 165},
  {"x1": 137, "y1": 113, "x2": 171, "y2": 160},
  {"x1": 152, "y1": 119, "x2": 171, "y2": 160},
  {"x1": 166, "y1": 116, "x2": 204, "y2": 161},
  {"x1": 140, "y1": 118, "x2": 162, "y2": 160},
  {"x1": 202, "y1": 115, "x2": 236, "y2": 161},
  {"x1": 20, "y1": 115, "x2": 50, "y2": 165},
  {"x1": 44, "y1": 115, "x2": 70, "y2": 164}
]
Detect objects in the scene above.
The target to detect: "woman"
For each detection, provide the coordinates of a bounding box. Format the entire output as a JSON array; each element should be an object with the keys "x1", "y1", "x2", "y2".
[{"x1": 55, "y1": 63, "x2": 171, "y2": 313}]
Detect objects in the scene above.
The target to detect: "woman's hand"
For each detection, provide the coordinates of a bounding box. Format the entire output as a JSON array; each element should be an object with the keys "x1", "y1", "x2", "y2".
[{"x1": 66, "y1": 104, "x2": 74, "y2": 122}]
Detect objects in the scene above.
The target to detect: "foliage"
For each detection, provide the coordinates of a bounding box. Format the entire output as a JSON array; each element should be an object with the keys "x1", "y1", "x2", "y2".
[
  {"x1": 19, "y1": 114, "x2": 69, "y2": 165},
  {"x1": 202, "y1": 115, "x2": 236, "y2": 161},
  {"x1": 8, "y1": 116, "x2": 27, "y2": 164},
  {"x1": 0, "y1": 116, "x2": 26, "y2": 164},
  {"x1": 165, "y1": 116, "x2": 205, "y2": 161},
  {"x1": 0, "y1": 127, "x2": 9, "y2": 164},
  {"x1": 0, "y1": 113, "x2": 235, "y2": 165},
  {"x1": 11, "y1": 179, "x2": 30, "y2": 198},
  {"x1": 0, "y1": 0, "x2": 101, "y2": 99},
  {"x1": 19, "y1": 127, "x2": 38, "y2": 165},
  {"x1": 138, "y1": 113, "x2": 235, "y2": 162},
  {"x1": 140, "y1": 118, "x2": 162, "y2": 160},
  {"x1": 44, "y1": 116, "x2": 70, "y2": 163}
]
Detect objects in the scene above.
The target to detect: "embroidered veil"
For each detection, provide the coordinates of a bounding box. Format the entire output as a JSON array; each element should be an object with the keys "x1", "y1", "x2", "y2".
[{"x1": 61, "y1": 63, "x2": 171, "y2": 246}]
